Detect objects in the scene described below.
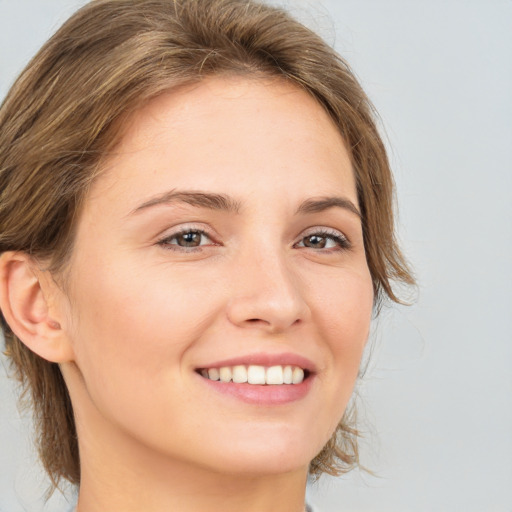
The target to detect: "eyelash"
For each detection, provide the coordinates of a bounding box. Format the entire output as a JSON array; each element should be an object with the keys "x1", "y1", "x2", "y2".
[
  {"x1": 295, "y1": 229, "x2": 351, "y2": 252},
  {"x1": 157, "y1": 227, "x2": 351, "y2": 252},
  {"x1": 157, "y1": 228, "x2": 215, "y2": 252}
]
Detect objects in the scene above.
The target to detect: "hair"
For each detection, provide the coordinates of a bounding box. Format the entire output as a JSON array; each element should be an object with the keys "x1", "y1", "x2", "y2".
[{"x1": 0, "y1": 0, "x2": 414, "y2": 489}]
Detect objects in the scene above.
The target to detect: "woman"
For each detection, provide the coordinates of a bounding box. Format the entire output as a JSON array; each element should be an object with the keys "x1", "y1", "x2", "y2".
[{"x1": 0, "y1": 0, "x2": 413, "y2": 511}]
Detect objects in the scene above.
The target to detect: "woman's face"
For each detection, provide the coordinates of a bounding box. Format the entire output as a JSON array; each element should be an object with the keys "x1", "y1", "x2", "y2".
[{"x1": 59, "y1": 77, "x2": 374, "y2": 476}]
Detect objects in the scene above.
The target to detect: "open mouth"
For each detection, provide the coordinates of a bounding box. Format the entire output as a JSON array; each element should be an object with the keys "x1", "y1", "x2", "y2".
[{"x1": 195, "y1": 365, "x2": 311, "y2": 385}]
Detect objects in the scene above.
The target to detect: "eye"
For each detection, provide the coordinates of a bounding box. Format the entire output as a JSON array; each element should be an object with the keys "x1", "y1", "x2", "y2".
[
  {"x1": 295, "y1": 229, "x2": 350, "y2": 251},
  {"x1": 158, "y1": 229, "x2": 214, "y2": 250}
]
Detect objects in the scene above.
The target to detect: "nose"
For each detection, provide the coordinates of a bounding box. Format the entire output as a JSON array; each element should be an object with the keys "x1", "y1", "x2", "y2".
[{"x1": 225, "y1": 248, "x2": 311, "y2": 334}]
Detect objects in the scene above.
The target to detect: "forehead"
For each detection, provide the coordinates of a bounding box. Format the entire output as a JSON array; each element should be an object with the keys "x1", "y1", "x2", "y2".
[{"x1": 87, "y1": 76, "x2": 356, "y2": 212}]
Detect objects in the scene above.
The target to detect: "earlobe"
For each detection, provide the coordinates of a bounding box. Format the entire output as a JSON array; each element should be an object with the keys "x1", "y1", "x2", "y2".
[{"x1": 0, "y1": 251, "x2": 74, "y2": 363}]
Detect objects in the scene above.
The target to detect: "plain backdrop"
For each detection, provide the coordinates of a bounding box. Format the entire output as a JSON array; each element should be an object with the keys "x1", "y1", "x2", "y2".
[{"x1": 1, "y1": 1, "x2": 511, "y2": 511}]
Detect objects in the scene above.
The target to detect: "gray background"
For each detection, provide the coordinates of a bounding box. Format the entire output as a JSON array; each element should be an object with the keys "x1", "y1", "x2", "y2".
[{"x1": 1, "y1": 1, "x2": 511, "y2": 511}]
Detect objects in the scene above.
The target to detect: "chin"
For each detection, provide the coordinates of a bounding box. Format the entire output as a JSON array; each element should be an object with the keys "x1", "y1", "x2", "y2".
[
  {"x1": 212, "y1": 452, "x2": 312, "y2": 477},
  {"x1": 196, "y1": 429, "x2": 325, "y2": 477}
]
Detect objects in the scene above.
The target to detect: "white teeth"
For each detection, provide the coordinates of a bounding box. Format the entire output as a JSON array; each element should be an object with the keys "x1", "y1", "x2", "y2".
[
  {"x1": 232, "y1": 365, "x2": 248, "y2": 383},
  {"x1": 266, "y1": 365, "x2": 284, "y2": 385},
  {"x1": 208, "y1": 368, "x2": 220, "y2": 381},
  {"x1": 283, "y1": 365, "x2": 293, "y2": 384},
  {"x1": 292, "y1": 367, "x2": 304, "y2": 384},
  {"x1": 247, "y1": 365, "x2": 266, "y2": 385},
  {"x1": 219, "y1": 367, "x2": 232, "y2": 382},
  {"x1": 200, "y1": 364, "x2": 307, "y2": 385}
]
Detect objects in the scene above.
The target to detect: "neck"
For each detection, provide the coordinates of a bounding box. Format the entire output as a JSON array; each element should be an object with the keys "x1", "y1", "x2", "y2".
[
  {"x1": 78, "y1": 464, "x2": 308, "y2": 512},
  {"x1": 77, "y1": 439, "x2": 308, "y2": 512}
]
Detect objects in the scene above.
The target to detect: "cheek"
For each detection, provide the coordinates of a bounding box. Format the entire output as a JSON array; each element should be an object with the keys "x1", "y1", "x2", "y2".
[
  {"x1": 72, "y1": 258, "x2": 216, "y2": 345},
  {"x1": 313, "y1": 269, "x2": 373, "y2": 403},
  {"x1": 65, "y1": 260, "x2": 222, "y2": 411},
  {"x1": 315, "y1": 265, "x2": 373, "y2": 346}
]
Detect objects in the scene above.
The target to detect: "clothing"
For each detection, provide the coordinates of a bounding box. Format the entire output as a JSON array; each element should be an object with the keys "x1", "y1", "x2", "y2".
[
  {"x1": 67, "y1": 503, "x2": 317, "y2": 511},
  {"x1": 67, "y1": 504, "x2": 317, "y2": 511}
]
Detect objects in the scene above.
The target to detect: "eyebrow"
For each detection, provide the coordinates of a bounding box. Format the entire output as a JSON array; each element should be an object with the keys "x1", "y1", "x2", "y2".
[
  {"x1": 130, "y1": 190, "x2": 361, "y2": 219},
  {"x1": 131, "y1": 190, "x2": 242, "y2": 215},
  {"x1": 295, "y1": 196, "x2": 361, "y2": 218}
]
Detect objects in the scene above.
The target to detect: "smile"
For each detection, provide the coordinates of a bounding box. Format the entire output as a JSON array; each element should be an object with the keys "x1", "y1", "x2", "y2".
[
  {"x1": 194, "y1": 353, "x2": 316, "y2": 405},
  {"x1": 198, "y1": 365, "x2": 307, "y2": 385}
]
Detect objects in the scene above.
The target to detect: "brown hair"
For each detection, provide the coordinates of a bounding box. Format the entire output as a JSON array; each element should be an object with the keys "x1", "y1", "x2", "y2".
[{"x1": 0, "y1": 0, "x2": 413, "y2": 489}]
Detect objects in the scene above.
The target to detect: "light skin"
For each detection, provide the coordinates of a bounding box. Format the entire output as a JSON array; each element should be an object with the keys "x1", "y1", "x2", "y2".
[{"x1": 0, "y1": 77, "x2": 374, "y2": 512}]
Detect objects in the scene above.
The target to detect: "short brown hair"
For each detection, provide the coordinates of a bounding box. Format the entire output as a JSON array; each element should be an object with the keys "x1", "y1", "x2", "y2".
[{"x1": 0, "y1": 0, "x2": 413, "y2": 488}]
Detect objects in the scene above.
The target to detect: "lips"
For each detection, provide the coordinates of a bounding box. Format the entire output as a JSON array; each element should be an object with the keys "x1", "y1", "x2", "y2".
[{"x1": 194, "y1": 352, "x2": 315, "y2": 405}]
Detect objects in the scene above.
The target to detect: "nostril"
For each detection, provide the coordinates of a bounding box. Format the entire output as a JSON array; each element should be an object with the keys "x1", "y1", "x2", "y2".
[{"x1": 244, "y1": 318, "x2": 272, "y2": 326}]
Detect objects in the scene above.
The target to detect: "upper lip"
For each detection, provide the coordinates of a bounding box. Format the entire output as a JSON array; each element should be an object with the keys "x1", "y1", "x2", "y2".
[{"x1": 195, "y1": 352, "x2": 317, "y2": 373}]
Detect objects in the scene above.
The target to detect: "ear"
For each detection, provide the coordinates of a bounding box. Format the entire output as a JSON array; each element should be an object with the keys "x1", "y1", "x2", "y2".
[{"x1": 0, "y1": 251, "x2": 74, "y2": 363}]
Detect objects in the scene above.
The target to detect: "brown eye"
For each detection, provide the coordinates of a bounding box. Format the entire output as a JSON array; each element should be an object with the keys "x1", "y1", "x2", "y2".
[
  {"x1": 295, "y1": 230, "x2": 350, "y2": 251},
  {"x1": 175, "y1": 231, "x2": 203, "y2": 247},
  {"x1": 302, "y1": 234, "x2": 328, "y2": 248},
  {"x1": 159, "y1": 229, "x2": 213, "y2": 250}
]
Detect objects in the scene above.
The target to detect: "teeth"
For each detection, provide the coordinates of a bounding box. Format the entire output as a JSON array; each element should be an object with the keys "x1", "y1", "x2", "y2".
[
  {"x1": 200, "y1": 364, "x2": 307, "y2": 385},
  {"x1": 208, "y1": 368, "x2": 220, "y2": 381},
  {"x1": 219, "y1": 367, "x2": 232, "y2": 382},
  {"x1": 283, "y1": 365, "x2": 293, "y2": 384},
  {"x1": 292, "y1": 367, "x2": 304, "y2": 384},
  {"x1": 247, "y1": 365, "x2": 266, "y2": 385},
  {"x1": 266, "y1": 365, "x2": 284, "y2": 385},
  {"x1": 232, "y1": 365, "x2": 248, "y2": 383}
]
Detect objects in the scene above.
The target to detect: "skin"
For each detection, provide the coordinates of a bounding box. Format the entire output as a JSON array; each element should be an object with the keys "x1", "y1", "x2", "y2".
[{"x1": 1, "y1": 77, "x2": 374, "y2": 512}]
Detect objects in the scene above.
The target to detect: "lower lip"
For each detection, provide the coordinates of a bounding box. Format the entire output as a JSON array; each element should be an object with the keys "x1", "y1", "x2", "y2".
[{"x1": 198, "y1": 374, "x2": 314, "y2": 405}]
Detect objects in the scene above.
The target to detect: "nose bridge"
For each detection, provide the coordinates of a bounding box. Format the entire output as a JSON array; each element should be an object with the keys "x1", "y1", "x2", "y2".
[{"x1": 226, "y1": 240, "x2": 310, "y2": 332}]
